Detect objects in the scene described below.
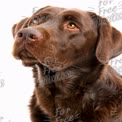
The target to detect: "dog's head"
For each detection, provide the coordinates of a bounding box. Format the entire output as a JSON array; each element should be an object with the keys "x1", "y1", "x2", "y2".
[{"x1": 12, "y1": 6, "x2": 122, "y2": 71}]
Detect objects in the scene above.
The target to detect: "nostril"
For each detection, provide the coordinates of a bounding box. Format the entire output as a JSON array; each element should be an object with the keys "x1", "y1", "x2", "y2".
[
  {"x1": 17, "y1": 32, "x2": 23, "y2": 38},
  {"x1": 29, "y1": 33, "x2": 37, "y2": 39},
  {"x1": 16, "y1": 28, "x2": 43, "y2": 41}
]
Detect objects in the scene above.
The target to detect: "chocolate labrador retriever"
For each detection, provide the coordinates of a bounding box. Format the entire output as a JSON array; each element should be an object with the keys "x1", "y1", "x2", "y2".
[{"x1": 12, "y1": 6, "x2": 122, "y2": 122}]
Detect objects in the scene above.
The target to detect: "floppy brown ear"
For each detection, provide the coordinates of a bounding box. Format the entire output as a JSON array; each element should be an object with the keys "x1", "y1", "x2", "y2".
[
  {"x1": 89, "y1": 12, "x2": 122, "y2": 64},
  {"x1": 12, "y1": 18, "x2": 28, "y2": 38}
]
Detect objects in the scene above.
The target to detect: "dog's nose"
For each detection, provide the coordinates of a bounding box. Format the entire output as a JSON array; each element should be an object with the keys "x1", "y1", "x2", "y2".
[{"x1": 16, "y1": 28, "x2": 43, "y2": 41}]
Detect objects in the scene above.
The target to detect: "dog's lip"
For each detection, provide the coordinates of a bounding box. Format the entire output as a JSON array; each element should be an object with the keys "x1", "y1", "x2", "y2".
[
  {"x1": 14, "y1": 47, "x2": 64, "y2": 71},
  {"x1": 17, "y1": 49, "x2": 39, "y2": 66},
  {"x1": 14, "y1": 48, "x2": 37, "y2": 61}
]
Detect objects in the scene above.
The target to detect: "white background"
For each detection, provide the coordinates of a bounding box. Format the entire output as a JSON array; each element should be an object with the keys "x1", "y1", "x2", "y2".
[{"x1": 0, "y1": 0, "x2": 122, "y2": 122}]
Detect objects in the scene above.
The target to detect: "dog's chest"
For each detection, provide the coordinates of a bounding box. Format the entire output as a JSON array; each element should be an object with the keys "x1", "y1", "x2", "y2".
[{"x1": 35, "y1": 82, "x2": 94, "y2": 121}]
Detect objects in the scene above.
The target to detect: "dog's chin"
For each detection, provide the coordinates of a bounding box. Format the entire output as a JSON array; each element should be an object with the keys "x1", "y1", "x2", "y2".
[
  {"x1": 22, "y1": 59, "x2": 38, "y2": 66},
  {"x1": 14, "y1": 49, "x2": 38, "y2": 67},
  {"x1": 16, "y1": 50, "x2": 68, "y2": 72},
  {"x1": 21, "y1": 58, "x2": 64, "y2": 71}
]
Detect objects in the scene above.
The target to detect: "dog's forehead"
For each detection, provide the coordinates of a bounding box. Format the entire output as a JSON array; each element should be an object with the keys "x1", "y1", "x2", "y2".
[
  {"x1": 33, "y1": 6, "x2": 65, "y2": 16},
  {"x1": 32, "y1": 6, "x2": 89, "y2": 18},
  {"x1": 60, "y1": 8, "x2": 90, "y2": 19}
]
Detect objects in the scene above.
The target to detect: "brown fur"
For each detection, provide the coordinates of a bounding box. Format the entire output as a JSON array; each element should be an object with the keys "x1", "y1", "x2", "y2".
[{"x1": 12, "y1": 6, "x2": 122, "y2": 122}]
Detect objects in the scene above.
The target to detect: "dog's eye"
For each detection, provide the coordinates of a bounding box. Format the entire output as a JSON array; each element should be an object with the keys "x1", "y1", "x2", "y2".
[
  {"x1": 67, "y1": 22, "x2": 77, "y2": 29},
  {"x1": 32, "y1": 16, "x2": 40, "y2": 24},
  {"x1": 64, "y1": 22, "x2": 79, "y2": 31},
  {"x1": 31, "y1": 15, "x2": 49, "y2": 25}
]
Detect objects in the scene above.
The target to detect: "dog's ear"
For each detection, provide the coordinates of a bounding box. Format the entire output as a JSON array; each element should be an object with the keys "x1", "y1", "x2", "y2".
[
  {"x1": 12, "y1": 18, "x2": 28, "y2": 38},
  {"x1": 89, "y1": 12, "x2": 122, "y2": 64}
]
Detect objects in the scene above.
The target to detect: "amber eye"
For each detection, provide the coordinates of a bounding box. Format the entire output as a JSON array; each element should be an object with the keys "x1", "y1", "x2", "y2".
[
  {"x1": 67, "y1": 22, "x2": 77, "y2": 29},
  {"x1": 64, "y1": 22, "x2": 79, "y2": 31}
]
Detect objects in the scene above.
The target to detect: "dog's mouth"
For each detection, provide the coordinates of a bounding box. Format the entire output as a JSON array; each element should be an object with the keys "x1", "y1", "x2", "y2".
[
  {"x1": 16, "y1": 49, "x2": 37, "y2": 66},
  {"x1": 18, "y1": 50, "x2": 57, "y2": 80},
  {"x1": 15, "y1": 49, "x2": 57, "y2": 76}
]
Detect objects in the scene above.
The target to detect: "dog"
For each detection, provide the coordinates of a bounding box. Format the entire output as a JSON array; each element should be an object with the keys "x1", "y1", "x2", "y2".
[{"x1": 12, "y1": 6, "x2": 122, "y2": 122}]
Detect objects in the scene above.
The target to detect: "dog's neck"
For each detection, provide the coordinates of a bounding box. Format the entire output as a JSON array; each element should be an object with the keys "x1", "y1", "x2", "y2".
[{"x1": 33, "y1": 60, "x2": 105, "y2": 89}]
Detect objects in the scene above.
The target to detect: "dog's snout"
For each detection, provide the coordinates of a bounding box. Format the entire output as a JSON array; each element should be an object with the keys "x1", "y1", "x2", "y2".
[{"x1": 17, "y1": 28, "x2": 43, "y2": 41}]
